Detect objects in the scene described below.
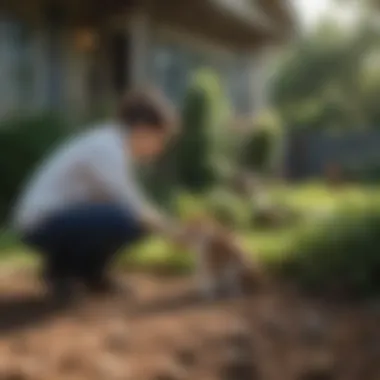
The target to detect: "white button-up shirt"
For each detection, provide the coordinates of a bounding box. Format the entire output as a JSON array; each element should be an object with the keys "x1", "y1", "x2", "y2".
[{"x1": 12, "y1": 123, "x2": 154, "y2": 233}]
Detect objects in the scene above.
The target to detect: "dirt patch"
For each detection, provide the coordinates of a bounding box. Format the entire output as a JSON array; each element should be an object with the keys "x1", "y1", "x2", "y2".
[{"x1": 0, "y1": 271, "x2": 379, "y2": 380}]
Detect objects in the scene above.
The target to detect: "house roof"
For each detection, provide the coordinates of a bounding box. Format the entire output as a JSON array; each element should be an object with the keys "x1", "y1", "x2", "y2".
[
  {"x1": 147, "y1": 0, "x2": 295, "y2": 50},
  {"x1": 204, "y1": 0, "x2": 296, "y2": 44},
  {"x1": 208, "y1": 0, "x2": 275, "y2": 31},
  {"x1": 3, "y1": 0, "x2": 295, "y2": 49},
  {"x1": 255, "y1": 0, "x2": 298, "y2": 39}
]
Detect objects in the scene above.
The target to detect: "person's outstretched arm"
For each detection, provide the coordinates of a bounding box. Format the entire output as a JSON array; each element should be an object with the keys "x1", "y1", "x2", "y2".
[{"x1": 83, "y1": 141, "x2": 181, "y2": 240}]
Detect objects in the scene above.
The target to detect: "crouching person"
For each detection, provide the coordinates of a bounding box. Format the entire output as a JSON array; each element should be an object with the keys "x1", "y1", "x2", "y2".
[{"x1": 12, "y1": 88, "x2": 182, "y2": 302}]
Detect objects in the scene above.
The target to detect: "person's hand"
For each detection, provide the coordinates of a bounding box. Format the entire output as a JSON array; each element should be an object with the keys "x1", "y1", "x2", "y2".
[
  {"x1": 170, "y1": 226, "x2": 191, "y2": 250},
  {"x1": 142, "y1": 213, "x2": 194, "y2": 250}
]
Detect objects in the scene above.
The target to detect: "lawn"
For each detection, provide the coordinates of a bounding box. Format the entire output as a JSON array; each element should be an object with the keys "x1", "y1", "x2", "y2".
[
  {"x1": 1, "y1": 182, "x2": 379, "y2": 273},
  {"x1": 125, "y1": 182, "x2": 380, "y2": 269}
]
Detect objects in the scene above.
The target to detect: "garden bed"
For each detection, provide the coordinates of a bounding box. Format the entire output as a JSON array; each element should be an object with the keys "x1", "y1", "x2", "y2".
[{"x1": 0, "y1": 270, "x2": 379, "y2": 380}]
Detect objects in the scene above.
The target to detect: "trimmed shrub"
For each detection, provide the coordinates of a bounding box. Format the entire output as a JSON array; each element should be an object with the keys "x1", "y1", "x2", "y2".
[
  {"x1": 138, "y1": 147, "x2": 179, "y2": 213},
  {"x1": 251, "y1": 203, "x2": 300, "y2": 230},
  {"x1": 0, "y1": 113, "x2": 68, "y2": 221},
  {"x1": 343, "y1": 160, "x2": 380, "y2": 184},
  {"x1": 205, "y1": 189, "x2": 249, "y2": 228},
  {"x1": 175, "y1": 190, "x2": 249, "y2": 229},
  {"x1": 241, "y1": 110, "x2": 283, "y2": 175},
  {"x1": 281, "y1": 200, "x2": 380, "y2": 297},
  {"x1": 177, "y1": 81, "x2": 215, "y2": 192}
]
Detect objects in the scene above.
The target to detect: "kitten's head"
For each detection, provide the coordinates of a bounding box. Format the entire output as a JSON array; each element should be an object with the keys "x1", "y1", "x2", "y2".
[{"x1": 185, "y1": 214, "x2": 233, "y2": 239}]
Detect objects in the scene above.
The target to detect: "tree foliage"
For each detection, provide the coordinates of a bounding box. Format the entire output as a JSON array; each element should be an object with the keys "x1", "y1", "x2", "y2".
[{"x1": 270, "y1": 17, "x2": 380, "y2": 130}]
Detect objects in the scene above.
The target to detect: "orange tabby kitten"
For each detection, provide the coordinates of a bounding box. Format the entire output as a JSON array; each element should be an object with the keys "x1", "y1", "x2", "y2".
[{"x1": 185, "y1": 217, "x2": 262, "y2": 300}]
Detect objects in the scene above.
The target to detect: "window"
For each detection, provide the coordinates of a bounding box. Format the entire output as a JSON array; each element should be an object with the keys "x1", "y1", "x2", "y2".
[
  {"x1": 0, "y1": 18, "x2": 34, "y2": 115},
  {"x1": 150, "y1": 44, "x2": 189, "y2": 106}
]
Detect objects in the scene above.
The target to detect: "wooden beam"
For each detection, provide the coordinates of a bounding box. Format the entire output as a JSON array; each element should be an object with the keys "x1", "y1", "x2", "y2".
[{"x1": 149, "y1": 0, "x2": 265, "y2": 50}]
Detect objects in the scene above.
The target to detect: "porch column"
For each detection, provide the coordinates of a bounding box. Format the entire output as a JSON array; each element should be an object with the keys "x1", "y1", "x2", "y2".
[
  {"x1": 63, "y1": 30, "x2": 89, "y2": 119},
  {"x1": 249, "y1": 48, "x2": 272, "y2": 116},
  {"x1": 44, "y1": 3, "x2": 66, "y2": 111},
  {"x1": 128, "y1": 10, "x2": 150, "y2": 87},
  {"x1": 32, "y1": 30, "x2": 50, "y2": 111}
]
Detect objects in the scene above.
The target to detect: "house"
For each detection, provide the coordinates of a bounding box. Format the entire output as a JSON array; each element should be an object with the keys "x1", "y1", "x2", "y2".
[{"x1": 0, "y1": 0, "x2": 294, "y2": 120}]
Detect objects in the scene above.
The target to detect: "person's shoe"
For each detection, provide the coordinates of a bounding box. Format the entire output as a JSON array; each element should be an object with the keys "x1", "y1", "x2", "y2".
[
  {"x1": 47, "y1": 278, "x2": 75, "y2": 306},
  {"x1": 84, "y1": 276, "x2": 133, "y2": 297},
  {"x1": 84, "y1": 276, "x2": 119, "y2": 294}
]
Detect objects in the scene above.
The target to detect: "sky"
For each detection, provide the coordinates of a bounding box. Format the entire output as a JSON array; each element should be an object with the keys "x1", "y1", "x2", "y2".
[
  {"x1": 294, "y1": 0, "x2": 331, "y2": 26},
  {"x1": 293, "y1": 0, "x2": 358, "y2": 29}
]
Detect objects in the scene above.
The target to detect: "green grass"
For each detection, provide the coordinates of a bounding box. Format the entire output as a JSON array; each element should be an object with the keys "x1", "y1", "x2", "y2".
[
  {"x1": 271, "y1": 181, "x2": 375, "y2": 214},
  {"x1": 1, "y1": 182, "x2": 380, "y2": 273},
  {"x1": 124, "y1": 182, "x2": 380, "y2": 271}
]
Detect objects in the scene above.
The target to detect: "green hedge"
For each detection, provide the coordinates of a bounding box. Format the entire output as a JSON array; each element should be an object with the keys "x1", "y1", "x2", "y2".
[
  {"x1": 177, "y1": 75, "x2": 217, "y2": 192},
  {"x1": 241, "y1": 110, "x2": 283, "y2": 175},
  {"x1": 0, "y1": 113, "x2": 68, "y2": 221},
  {"x1": 281, "y1": 199, "x2": 380, "y2": 297},
  {"x1": 343, "y1": 160, "x2": 380, "y2": 184}
]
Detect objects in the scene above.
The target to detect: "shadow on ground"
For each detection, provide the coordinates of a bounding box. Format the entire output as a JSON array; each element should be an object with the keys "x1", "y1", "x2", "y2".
[
  {"x1": 132, "y1": 290, "x2": 207, "y2": 317},
  {"x1": 0, "y1": 294, "x2": 67, "y2": 336}
]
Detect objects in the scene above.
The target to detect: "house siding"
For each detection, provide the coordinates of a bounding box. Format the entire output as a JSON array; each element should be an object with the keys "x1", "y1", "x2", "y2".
[
  {"x1": 0, "y1": 18, "x2": 29, "y2": 117},
  {"x1": 0, "y1": 4, "x2": 280, "y2": 121},
  {"x1": 0, "y1": 17, "x2": 61, "y2": 118},
  {"x1": 148, "y1": 37, "x2": 255, "y2": 114},
  {"x1": 285, "y1": 130, "x2": 380, "y2": 180}
]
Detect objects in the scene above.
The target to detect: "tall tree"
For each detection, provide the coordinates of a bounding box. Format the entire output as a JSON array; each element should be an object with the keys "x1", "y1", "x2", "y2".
[{"x1": 270, "y1": 18, "x2": 380, "y2": 130}]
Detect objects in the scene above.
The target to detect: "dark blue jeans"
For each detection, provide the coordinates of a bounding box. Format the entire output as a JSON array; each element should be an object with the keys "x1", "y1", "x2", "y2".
[{"x1": 23, "y1": 203, "x2": 146, "y2": 286}]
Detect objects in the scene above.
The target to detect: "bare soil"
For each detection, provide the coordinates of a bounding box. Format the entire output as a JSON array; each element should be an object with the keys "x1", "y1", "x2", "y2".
[{"x1": 0, "y1": 269, "x2": 379, "y2": 380}]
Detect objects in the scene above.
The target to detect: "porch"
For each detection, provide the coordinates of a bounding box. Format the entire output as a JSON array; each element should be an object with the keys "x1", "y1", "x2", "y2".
[{"x1": 0, "y1": 0, "x2": 292, "y2": 119}]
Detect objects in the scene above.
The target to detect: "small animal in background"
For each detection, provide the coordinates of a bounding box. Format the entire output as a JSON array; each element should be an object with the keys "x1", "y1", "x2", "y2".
[{"x1": 184, "y1": 217, "x2": 264, "y2": 300}]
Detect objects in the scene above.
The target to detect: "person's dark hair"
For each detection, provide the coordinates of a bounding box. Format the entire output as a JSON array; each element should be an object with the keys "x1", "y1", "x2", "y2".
[{"x1": 118, "y1": 87, "x2": 178, "y2": 135}]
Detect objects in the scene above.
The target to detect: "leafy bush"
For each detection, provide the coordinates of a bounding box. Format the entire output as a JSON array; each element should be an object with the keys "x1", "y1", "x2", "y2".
[
  {"x1": 177, "y1": 78, "x2": 216, "y2": 192},
  {"x1": 174, "y1": 190, "x2": 249, "y2": 229},
  {"x1": 343, "y1": 160, "x2": 380, "y2": 184},
  {"x1": 281, "y1": 199, "x2": 380, "y2": 297},
  {"x1": 241, "y1": 110, "x2": 283, "y2": 175},
  {"x1": 192, "y1": 68, "x2": 231, "y2": 136},
  {"x1": 205, "y1": 189, "x2": 249, "y2": 228},
  {"x1": 251, "y1": 203, "x2": 300, "y2": 230},
  {"x1": 0, "y1": 113, "x2": 68, "y2": 221},
  {"x1": 138, "y1": 150, "x2": 179, "y2": 213}
]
